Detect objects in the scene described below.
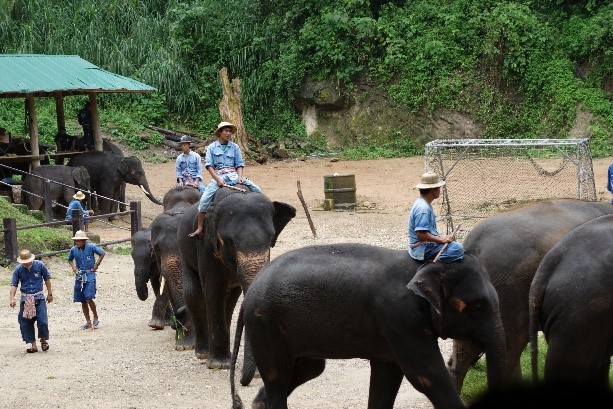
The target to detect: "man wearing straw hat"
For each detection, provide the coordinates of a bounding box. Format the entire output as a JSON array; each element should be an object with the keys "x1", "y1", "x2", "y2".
[
  {"x1": 9, "y1": 249, "x2": 53, "y2": 353},
  {"x1": 66, "y1": 190, "x2": 94, "y2": 232},
  {"x1": 67, "y1": 230, "x2": 105, "y2": 330},
  {"x1": 407, "y1": 171, "x2": 464, "y2": 262},
  {"x1": 188, "y1": 121, "x2": 262, "y2": 239}
]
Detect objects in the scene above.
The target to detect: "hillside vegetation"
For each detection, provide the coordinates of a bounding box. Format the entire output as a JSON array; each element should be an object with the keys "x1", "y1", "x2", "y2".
[{"x1": 0, "y1": 0, "x2": 611, "y2": 157}]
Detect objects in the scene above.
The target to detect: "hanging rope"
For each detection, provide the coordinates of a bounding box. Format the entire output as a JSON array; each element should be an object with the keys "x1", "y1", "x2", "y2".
[{"x1": 527, "y1": 155, "x2": 568, "y2": 177}]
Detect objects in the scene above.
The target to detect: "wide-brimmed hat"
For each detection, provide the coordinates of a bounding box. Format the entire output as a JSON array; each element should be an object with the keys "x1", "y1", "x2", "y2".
[
  {"x1": 214, "y1": 121, "x2": 237, "y2": 136},
  {"x1": 179, "y1": 135, "x2": 192, "y2": 144},
  {"x1": 415, "y1": 172, "x2": 446, "y2": 189},
  {"x1": 17, "y1": 249, "x2": 35, "y2": 264},
  {"x1": 73, "y1": 191, "x2": 86, "y2": 200},
  {"x1": 72, "y1": 230, "x2": 89, "y2": 240}
]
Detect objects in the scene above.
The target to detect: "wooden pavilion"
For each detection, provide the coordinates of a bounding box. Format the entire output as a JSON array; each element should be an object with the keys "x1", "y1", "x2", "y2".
[{"x1": 0, "y1": 54, "x2": 156, "y2": 169}]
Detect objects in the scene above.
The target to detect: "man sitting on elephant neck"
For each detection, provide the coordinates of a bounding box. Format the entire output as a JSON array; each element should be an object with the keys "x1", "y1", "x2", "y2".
[
  {"x1": 188, "y1": 121, "x2": 262, "y2": 239},
  {"x1": 407, "y1": 172, "x2": 464, "y2": 262},
  {"x1": 175, "y1": 135, "x2": 204, "y2": 192}
]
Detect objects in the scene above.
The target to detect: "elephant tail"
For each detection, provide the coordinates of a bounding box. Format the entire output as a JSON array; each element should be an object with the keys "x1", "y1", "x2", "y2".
[
  {"x1": 230, "y1": 303, "x2": 245, "y2": 409},
  {"x1": 528, "y1": 273, "x2": 545, "y2": 383}
]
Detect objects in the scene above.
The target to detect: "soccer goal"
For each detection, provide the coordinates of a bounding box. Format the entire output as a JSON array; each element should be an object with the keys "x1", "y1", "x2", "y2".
[{"x1": 424, "y1": 138, "x2": 596, "y2": 238}]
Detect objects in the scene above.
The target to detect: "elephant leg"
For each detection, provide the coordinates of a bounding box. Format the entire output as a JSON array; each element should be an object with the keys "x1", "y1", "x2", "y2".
[
  {"x1": 149, "y1": 289, "x2": 171, "y2": 330},
  {"x1": 447, "y1": 340, "x2": 482, "y2": 391},
  {"x1": 203, "y1": 262, "x2": 233, "y2": 369},
  {"x1": 287, "y1": 358, "x2": 326, "y2": 396},
  {"x1": 368, "y1": 361, "x2": 403, "y2": 409},
  {"x1": 182, "y1": 265, "x2": 209, "y2": 359}
]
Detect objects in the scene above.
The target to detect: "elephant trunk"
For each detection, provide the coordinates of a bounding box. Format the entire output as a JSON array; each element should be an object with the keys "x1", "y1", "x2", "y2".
[
  {"x1": 160, "y1": 254, "x2": 185, "y2": 310},
  {"x1": 139, "y1": 182, "x2": 163, "y2": 206},
  {"x1": 236, "y1": 249, "x2": 271, "y2": 294},
  {"x1": 236, "y1": 249, "x2": 271, "y2": 386},
  {"x1": 484, "y1": 309, "x2": 508, "y2": 391},
  {"x1": 134, "y1": 268, "x2": 149, "y2": 301}
]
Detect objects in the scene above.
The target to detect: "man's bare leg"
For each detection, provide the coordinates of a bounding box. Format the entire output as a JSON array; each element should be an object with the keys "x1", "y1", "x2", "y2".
[{"x1": 188, "y1": 212, "x2": 206, "y2": 238}]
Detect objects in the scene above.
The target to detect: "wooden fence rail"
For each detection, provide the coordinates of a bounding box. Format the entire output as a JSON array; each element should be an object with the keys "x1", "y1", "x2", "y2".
[{"x1": 3, "y1": 201, "x2": 141, "y2": 261}]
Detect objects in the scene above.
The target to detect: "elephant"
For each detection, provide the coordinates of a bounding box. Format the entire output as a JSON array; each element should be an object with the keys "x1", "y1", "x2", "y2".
[
  {"x1": 176, "y1": 186, "x2": 296, "y2": 374},
  {"x1": 447, "y1": 198, "x2": 613, "y2": 392},
  {"x1": 148, "y1": 186, "x2": 201, "y2": 350},
  {"x1": 67, "y1": 151, "x2": 162, "y2": 216},
  {"x1": 528, "y1": 214, "x2": 613, "y2": 387},
  {"x1": 21, "y1": 164, "x2": 91, "y2": 218},
  {"x1": 130, "y1": 229, "x2": 173, "y2": 330},
  {"x1": 230, "y1": 243, "x2": 507, "y2": 409}
]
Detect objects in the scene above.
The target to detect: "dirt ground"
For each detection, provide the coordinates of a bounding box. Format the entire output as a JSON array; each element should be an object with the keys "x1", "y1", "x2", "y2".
[{"x1": 1, "y1": 150, "x2": 612, "y2": 409}]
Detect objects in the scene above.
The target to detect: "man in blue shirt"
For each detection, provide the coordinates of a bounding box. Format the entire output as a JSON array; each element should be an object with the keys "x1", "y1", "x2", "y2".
[
  {"x1": 9, "y1": 249, "x2": 53, "y2": 353},
  {"x1": 188, "y1": 121, "x2": 262, "y2": 238},
  {"x1": 607, "y1": 162, "x2": 613, "y2": 204},
  {"x1": 67, "y1": 230, "x2": 105, "y2": 329},
  {"x1": 407, "y1": 172, "x2": 464, "y2": 262},
  {"x1": 66, "y1": 190, "x2": 94, "y2": 232},
  {"x1": 175, "y1": 135, "x2": 204, "y2": 192}
]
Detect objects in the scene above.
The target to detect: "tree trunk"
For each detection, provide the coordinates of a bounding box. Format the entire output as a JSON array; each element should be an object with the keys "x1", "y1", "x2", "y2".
[{"x1": 218, "y1": 67, "x2": 251, "y2": 156}]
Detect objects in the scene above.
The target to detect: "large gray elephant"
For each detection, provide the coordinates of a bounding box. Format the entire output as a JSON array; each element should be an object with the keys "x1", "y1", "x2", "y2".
[
  {"x1": 149, "y1": 186, "x2": 201, "y2": 350},
  {"x1": 131, "y1": 229, "x2": 173, "y2": 330},
  {"x1": 528, "y1": 215, "x2": 613, "y2": 387},
  {"x1": 21, "y1": 164, "x2": 91, "y2": 217},
  {"x1": 448, "y1": 198, "x2": 613, "y2": 391},
  {"x1": 176, "y1": 186, "x2": 296, "y2": 373},
  {"x1": 230, "y1": 244, "x2": 507, "y2": 409},
  {"x1": 67, "y1": 151, "x2": 162, "y2": 216}
]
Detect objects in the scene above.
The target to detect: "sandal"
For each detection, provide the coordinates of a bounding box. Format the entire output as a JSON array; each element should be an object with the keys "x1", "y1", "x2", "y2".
[
  {"x1": 92, "y1": 319, "x2": 100, "y2": 329},
  {"x1": 41, "y1": 342, "x2": 49, "y2": 351},
  {"x1": 26, "y1": 347, "x2": 38, "y2": 353},
  {"x1": 80, "y1": 323, "x2": 91, "y2": 330}
]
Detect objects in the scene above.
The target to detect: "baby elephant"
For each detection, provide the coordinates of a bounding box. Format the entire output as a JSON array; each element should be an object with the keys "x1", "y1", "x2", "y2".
[{"x1": 231, "y1": 243, "x2": 507, "y2": 409}]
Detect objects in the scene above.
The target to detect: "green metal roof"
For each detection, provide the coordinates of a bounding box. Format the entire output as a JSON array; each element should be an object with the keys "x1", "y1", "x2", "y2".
[{"x1": 0, "y1": 54, "x2": 156, "y2": 98}]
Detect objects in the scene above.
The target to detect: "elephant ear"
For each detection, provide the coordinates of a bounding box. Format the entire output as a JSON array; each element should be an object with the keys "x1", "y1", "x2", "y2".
[
  {"x1": 271, "y1": 201, "x2": 297, "y2": 247},
  {"x1": 117, "y1": 157, "x2": 133, "y2": 176},
  {"x1": 407, "y1": 262, "x2": 443, "y2": 316}
]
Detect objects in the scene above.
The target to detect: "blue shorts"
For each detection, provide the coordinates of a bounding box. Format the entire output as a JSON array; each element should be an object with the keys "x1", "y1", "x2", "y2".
[{"x1": 73, "y1": 276, "x2": 96, "y2": 303}]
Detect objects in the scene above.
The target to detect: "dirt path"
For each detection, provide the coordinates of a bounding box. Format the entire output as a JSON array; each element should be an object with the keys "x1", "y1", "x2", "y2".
[{"x1": 1, "y1": 154, "x2": 611, "y2": 409}]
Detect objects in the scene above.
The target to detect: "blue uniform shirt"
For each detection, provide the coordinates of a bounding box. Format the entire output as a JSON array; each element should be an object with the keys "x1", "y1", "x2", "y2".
[
  {"x1": 66, "y1": 198, "x2": 90, "y2": 221},
  {"x1": 11, "y1": 260, "x2": 51, "y2": 300},
  {"x1": 407, "y1": 197, "x2": 439, "y2": 260},
  {"x1": 175, "y1": 150, "x2": 204, "y2": 183},
  {"x1": 67, "y1": 242, "x2": 105, "y2": 271},
  {"x1": 205, "y1": 140, "x2": 245, "y2": 171}
]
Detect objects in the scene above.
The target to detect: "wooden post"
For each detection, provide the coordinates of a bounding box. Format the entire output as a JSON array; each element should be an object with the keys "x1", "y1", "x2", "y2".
[
  {"x1": 25, "y1": 94, "x2": 40, "y2": 169},
  {"x1": 71, "y1": 209, "x2": 83, "y2": 235},
  {"x1": 297, "y1": 180, "x2": 317, "y2": 238},
  {"x1": 130, "y1": 201, "x2": 141, "y2": 235},
  {"x1": 3, "y1": 218, "x2": 18, "y2": 261},
  {"x1": 89, "y1": 94, "x2": 103, "y2": 152},
  {"x1": 218, "y1": 67, "x2": 250, "y2": 155},
  {"x1": 43, "y1": 179, "x2": 53, "y2": 223},
  {"x1": 54, "y1": 92, "x2": 65, "y2": 131}
]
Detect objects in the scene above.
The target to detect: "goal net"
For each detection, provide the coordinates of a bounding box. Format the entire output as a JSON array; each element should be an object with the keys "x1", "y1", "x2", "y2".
[{"x1": 424, "y1": 138, "x2": 596, "y2": 238}]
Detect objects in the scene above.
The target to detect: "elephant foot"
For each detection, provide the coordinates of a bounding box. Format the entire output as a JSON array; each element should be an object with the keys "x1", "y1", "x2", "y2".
[
  {"x1": 195, "y1": 350, "x2": 209, "y2": 360},
  {"x1": 148, "y1": 319, "x2": 166, "y2": 330},
  {"x1": 207, "y1": 355, "x2": 231, "y2": 369},
  {"x1": 175, "y1": 344, "x2": 194, "y2": 351}
]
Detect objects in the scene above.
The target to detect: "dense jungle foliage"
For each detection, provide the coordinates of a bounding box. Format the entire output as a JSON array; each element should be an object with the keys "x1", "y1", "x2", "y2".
[{"x1": 0, "y1": 0, "x2": 611, "y2": 157}]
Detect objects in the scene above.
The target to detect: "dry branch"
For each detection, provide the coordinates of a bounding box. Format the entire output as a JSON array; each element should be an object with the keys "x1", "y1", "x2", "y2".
[{"x1": 297, "y1": 180, "x2": 317, "y2": 238}]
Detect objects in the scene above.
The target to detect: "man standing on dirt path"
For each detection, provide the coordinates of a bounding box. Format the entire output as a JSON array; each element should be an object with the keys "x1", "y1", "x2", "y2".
[{"x1": 67, "y1": 230, "x2": 105, "y2": 330}]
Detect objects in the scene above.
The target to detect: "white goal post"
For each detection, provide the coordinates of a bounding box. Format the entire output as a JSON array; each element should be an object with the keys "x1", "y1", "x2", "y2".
[{"x1": 424, "y1": 138, "x2": 596, "y2": 238}]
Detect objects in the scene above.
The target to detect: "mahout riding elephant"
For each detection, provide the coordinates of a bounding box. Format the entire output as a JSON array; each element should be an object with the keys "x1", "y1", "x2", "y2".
[
  {"x1": 148, "y1": 186, "x2": 201, "y2": 350},
  {"x1": 176, "y1": 186, "x2": 296, "y2": 375},
  {"x1": 67, "y1": 151, "x2": 162, "y2": 216},
  {"x1": 448, "y1": 198, "x2": 613, "y2": 392},
  {"x1": 230, "y1": 243, "x2": 507, "y2": 409},
  {"x1": 131, "y1": 229, "x2": 173, "y2": 330},
  {"x1": 529, "y1": 215, "x2": 613, "y2": 387},
  {"x1": 21, "y1": 164, "x2": 91, "y2": 217}
]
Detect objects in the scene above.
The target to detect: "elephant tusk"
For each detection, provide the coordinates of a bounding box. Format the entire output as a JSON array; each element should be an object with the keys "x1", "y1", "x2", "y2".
[
  {"x1": 139, "y1": 185, "x2": 151, "y2": 196},
  {"x1": 160, "y1": 276, "x2": 165, "y2": 295}
]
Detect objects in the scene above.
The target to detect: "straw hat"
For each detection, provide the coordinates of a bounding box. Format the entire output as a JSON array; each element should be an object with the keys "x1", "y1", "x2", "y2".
[
  {"x1": 415, "y1": 172, "x2": 446, "y2": 189},
  {"x1": 179, "y1": 135, "x2": 192, "y2": 144},
  {"x1": 214, "y1": 121, "x2": 237, "y2": 136},
  {"x1": 73, "y1": 191, "x2": 86, "y2": 200},
  {"x1": 17, "y1": 249, "x2": 35, "y2": 264},
  {"x1": 72, "y1": 230, "x2": 89, "y2": 240}
]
